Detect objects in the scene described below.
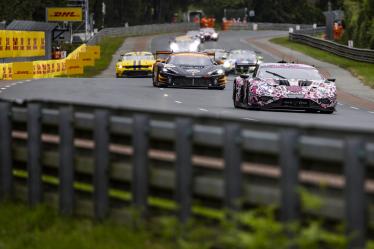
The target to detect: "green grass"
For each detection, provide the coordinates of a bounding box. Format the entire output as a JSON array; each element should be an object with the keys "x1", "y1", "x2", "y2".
[
  {"x1": 0, "y1": 202, "x2": 176, "y2": 249},
  {"x1": 270, "y1": 37, "x2": 374, "y2": 89},
  {"x1": 78, "y1": 36, "x2": 125, "y2": 78}
]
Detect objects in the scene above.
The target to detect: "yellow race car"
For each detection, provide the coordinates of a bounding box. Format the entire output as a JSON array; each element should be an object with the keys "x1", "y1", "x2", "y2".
[{"x1": 116, "y1": 51, "x2": 155, "y2": 77}]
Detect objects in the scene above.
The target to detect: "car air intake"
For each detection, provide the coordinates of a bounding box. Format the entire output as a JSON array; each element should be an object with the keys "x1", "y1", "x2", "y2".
[
  {"x1": 276, "y1": 79, "x2": 290, "y2": 86},
  {"x1": 299, "y1": 80, "x2": 313, "y2": 86}
]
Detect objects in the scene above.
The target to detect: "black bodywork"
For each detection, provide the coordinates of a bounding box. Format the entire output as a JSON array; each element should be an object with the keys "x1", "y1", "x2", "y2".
[{"x1": 153, "y1": 53, "x2": 226, "y2": 89}]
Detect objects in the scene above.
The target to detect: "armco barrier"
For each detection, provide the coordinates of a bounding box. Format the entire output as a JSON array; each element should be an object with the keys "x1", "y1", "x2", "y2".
[
  {"x1": 225, "y1": 22, "x2": 315, "y2": 31},
  {"x1": 0, "y1": 44, "x2": 100, "y2": 80},
  {"x1": 290, "y1": 28, "x2": 374, "y2": 63},
  {"x1": 88, "y1": 23, "x2": 199, "y2": 45},
  {"x1": 1, "y1": 99, "x2": 374, "y2": 248}
]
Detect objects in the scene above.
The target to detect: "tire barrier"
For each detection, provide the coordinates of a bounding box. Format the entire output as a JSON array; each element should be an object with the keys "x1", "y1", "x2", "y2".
[{"x1": 0, "y1": 44, "x2": 101, "y2": 80}]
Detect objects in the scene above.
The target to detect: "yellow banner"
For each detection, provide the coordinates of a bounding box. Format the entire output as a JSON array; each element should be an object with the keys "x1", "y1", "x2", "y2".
[
  {"x1": 66, "y1": 59, "x2": 84, "y2": 75},
  {"x1": 87, "y1": 46, "x2": 100, "y2": 60},
  {"x1": 13, "y1": 62, "x2": 33, "y2": 80},
  {"x1": 0, "y1": 31, "x2": 45, "y2": 59},
  {"x1": 47, "y1": 7, "x2": 83, "y2": 22}
]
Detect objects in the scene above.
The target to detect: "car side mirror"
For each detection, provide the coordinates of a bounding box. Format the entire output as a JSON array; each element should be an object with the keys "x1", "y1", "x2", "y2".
[
  {"x1": 240, "y1": 74, "x2": 250, "y2": 79},
  {"x1": 327, "y1": 78, "x2": 336, "y2": 82}
]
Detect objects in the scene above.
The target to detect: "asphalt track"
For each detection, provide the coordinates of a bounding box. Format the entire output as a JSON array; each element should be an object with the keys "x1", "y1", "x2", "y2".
[{"x1": 1, "y1": 31, "x2": 374, "y2": 130}]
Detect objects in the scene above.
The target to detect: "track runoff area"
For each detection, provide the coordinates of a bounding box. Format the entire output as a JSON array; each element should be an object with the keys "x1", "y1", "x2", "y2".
[{"x1": 1, "y1": 30, "x2": 374, "y2": 130}]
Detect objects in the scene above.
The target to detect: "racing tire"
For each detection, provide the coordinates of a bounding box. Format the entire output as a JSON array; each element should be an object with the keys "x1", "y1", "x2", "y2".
[
  {"x1": 152, "y1": 71, "x2": 158, "y2": 87},
  {"x1": 233, "y1": 81, "x2": 240, "y2": 108},
  {"x1": 320, "y1": 109, "x2": 334, "y2": 114}
]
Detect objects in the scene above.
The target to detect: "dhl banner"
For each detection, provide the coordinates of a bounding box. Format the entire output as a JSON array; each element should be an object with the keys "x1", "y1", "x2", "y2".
[
  {"x1": 46, "y1": 7, "x2": 83, "y2": 22},
  {"x1": 12, "y1": 62, "x2": 33, "y2": 80},
  {"x1": 0, "y1": 45, "x2": 100, "y2": 80},
  {"x1": 0, "y1": 30, "x2": 45, "y2": 58},
  {"x1": 1, "y1": 63, "x2": 13, "y2": 80},
  {"x1": 65, "y1": 59, "x2": 84, "y2": 75}
]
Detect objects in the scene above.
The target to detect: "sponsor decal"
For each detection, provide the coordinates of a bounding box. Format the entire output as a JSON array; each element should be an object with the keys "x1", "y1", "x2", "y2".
[{"x1": 47, "y1": 7, "x2": 83, "y2": 22}]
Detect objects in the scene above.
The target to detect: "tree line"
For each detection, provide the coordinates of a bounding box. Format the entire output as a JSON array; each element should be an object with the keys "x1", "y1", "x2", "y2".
[{"x1": 0, "y1": 0, "x2": 372, "y2": 48}]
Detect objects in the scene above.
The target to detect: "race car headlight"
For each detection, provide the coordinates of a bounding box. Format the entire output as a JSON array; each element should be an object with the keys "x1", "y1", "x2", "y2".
[
  {"x1": 170, "y1": 42, "x2": 178, "y2": 51},
  {"x1": 162, "y1": 68, "x2": 176, "y2": 74},
  {"x1": 223, "y1": 61, "x2": 231, "y2": 68},
  {"x1": 217, "y1": 69, "x2": 224, "y2": 75},
  {"x1": 208, "y1": 69, "x2": 224, "y2": 75},
  {"x1": 212, "y1": 33, "x2": 218, "y2": 38}
]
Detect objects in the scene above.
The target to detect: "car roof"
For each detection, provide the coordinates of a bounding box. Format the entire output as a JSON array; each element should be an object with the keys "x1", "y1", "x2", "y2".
[
  {"x1": 203, "y1": 49, "x2": 226, "y2": 52},
  {"x1": 175, "y1": 35, "x2": 194, "y2": 42},
  {"x1": 230, "y1": 49, "x2": 255, "y2": 54},
  {"x1": 170, "y1": 52, "x2": 210, "y2": 57},
  {"x1": 123, "y1": 51, "x2": 153, "y2": 56},
  {"x1": 259, "y1": 63, "x2": 317, "y2": 69}
]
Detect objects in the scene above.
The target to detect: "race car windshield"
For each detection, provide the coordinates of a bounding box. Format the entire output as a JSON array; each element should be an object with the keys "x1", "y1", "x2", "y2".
[
  {"x1": 228, "y1": 52, "x2": 256, "y2": 61},
  {"x1": 168, "y1": 55, "x2": 213, "y2": 66},
  {"x1": 187, "y1": 31, "x2": 199, "y2": 36},
  {"x1": 258, "y1": 67, "x2": 323, "y2": 80},
  {"x1": 123, "y1": 55, "x2": 154, "y2": 60}
]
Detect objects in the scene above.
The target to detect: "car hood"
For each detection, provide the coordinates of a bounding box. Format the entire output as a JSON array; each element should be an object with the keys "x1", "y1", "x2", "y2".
[
  {"x1": 117, "y1": 60, "x2": 155, "y2": 66},
  {"x1": 165, "y1": 64, "x2": 219, "y2": 76},
  {"x1": 249, "y1": 78, "x2": 336, "y2": 98}
]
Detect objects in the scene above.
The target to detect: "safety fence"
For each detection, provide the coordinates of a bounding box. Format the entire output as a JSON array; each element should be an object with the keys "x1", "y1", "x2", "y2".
[
  {"x1": 88, "y1": 23, "x2": 199, "y2": 45},
  {"x1": 289, "y1": 29, "x2": 374, "y2": 63},
  {"x1": 0, "y1": 44, "x2": 100, "y2": 80},
  {"x1": 223, "y1": 22, "x2": 315, "y2": 31},
  {"x1": 0, "y1": 99, "x2": 373, "y2": 248},
  {"x1": 0, "y1": 30, "x2": 45, "y2": 58}
]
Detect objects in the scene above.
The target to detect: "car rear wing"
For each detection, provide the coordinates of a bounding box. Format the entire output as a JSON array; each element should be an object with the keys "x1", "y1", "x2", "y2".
[{"x1": 155, "y1": 51, "x2": 173, "y2": 62}]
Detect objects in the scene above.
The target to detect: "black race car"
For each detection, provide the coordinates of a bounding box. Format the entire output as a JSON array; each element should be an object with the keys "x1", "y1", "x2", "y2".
[{"x1": 152, "y1": 52, "x2": 226, "y2": 89}]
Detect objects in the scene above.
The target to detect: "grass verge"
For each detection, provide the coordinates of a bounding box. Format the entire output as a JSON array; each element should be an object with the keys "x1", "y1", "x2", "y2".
[
  {"x1": 270, "y1": 37, "x2": 374, "y2": 89},
  {"x1": 0, "y1": 201, "x2": 176, "y2": 249},
  {"x1": 79, "y1": 36, "x2": 125, "y2": 78}
]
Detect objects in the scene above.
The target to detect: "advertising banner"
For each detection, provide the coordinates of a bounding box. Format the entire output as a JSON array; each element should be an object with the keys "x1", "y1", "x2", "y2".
[
  {"x1": 46, "y1": 7, "x2": 83, "y2": 22},
  {"x1": 12, "y1": 62, "x2": 33, "y2": 80},
  {"x1": 0, "y1": 31, "x2": 45, "y2": 58}
]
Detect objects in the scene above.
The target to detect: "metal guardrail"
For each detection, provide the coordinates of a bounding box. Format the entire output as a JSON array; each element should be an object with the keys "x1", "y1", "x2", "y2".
[
  {"x1": 227, "y1": 22, "x2": 315, "y2": 31},
  {"x1": 290, "y1": 28, "x2": 374, "y2": 63},
  {"x1": 0, "y1": 99, "x2": 373, "y2": 248},
  {"x1": 87, "y1": 23, "x2": 199, "y2": 45}
]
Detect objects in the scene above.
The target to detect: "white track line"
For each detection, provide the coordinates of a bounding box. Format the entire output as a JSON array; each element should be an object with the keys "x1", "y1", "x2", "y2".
[
  {"x1": 163, "y1": 94, "x2": 168, "y2": 97},
  {"x1": 243, "y1": 117, "x2": 258, "y2": 121},
  {"x1": 350, "y1": 106, "x2": 359, "y2": 110},
  {"x1": 337, "y1": 102, "x2": 344, "y2": 106},
  {"x1": 199, "y1": 108, "x2": 208, "y2": 112},
  {"x1": 369, "y1": 111, "x2": 374, "y2": 114},
  {"x1": 175, "y1": 100, "x2": 182, "y2": 104}
]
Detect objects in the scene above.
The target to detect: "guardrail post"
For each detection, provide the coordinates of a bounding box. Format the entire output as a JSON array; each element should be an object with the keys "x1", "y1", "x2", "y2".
[
  {"x1": 344, "y1": 138, "x2": 366, "y2": 249},
  {"x1": 93, "y1": 110, "x2": 110, "y2": 220},
  {"x1": 27, "y1": 103, "x2": 43, "y2": 206},
  {"x1": 132, "y1": 114, "x2": 149, "y2": 216},
  {"x1": 224, "y1": 124, "x2": 242, "y2": 212},
  {"x1": 59, "y1": 107, "x2": 75, "y2": 216},
  {"x1": 175, "y1": 118, "x2": 193, "y2": 223},
  {"x1": 279, "y1": 129, "x2": 300, "y2": 222},
  {"x1": 0, "y1": 102, "x2": 13, "y2": 200}
]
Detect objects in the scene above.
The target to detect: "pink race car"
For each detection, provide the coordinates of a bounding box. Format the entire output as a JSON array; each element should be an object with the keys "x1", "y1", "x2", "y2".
[{"x1": 233, "y1": 63, "x2": 337, "y2": 114}]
